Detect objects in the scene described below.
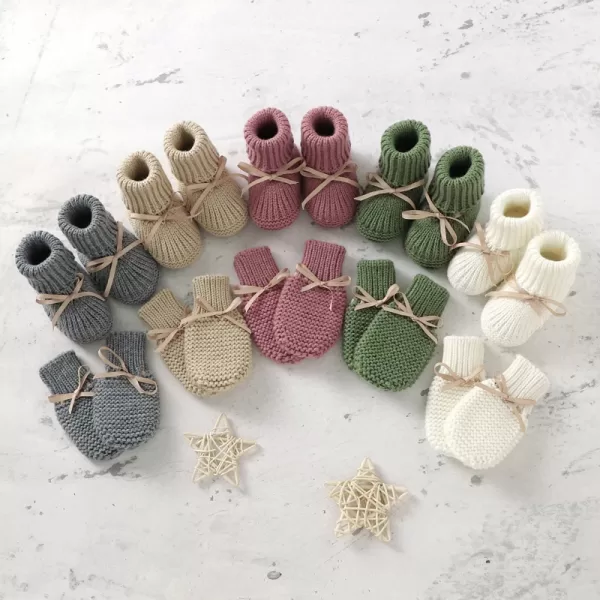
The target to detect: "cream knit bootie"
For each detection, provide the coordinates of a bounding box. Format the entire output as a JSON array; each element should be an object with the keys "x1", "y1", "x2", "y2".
[
  {"x1": 481, "y1": 230, "x2": 581, "y2": 347},
  {"x1": 164, "y1": 121, "x2": 247, "y2": 237},
  {"x1": 448, "y1": 189, "x2": 544, "y2": 295},
  {"x1": 425, "y1": 336, "x2": 485, "y2": 456},
  {"x1": 444, "y1": 355, "x2": 549, "y2": 469},
  {"x1": 117, "y1": 151, "x2": 202, "y2": 269}
]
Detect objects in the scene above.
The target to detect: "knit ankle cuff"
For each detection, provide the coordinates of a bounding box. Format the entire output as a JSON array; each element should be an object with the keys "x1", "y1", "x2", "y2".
[
  {"x1": 139, "y1": 289, "x2": 187, "y2": 329},
  {"x1": 106, "y1": 331, "x2": 146, "y2": 375},
  {"x1": 234, "y1": 246, "x2": 279, "y2": 287},
  {"x1": 40, "y1": 351, "x2": 87, "y2": 395},
  {"x1": 441, "y1": 336, "x2": 484, "y2": 376},
  {"x1": 192, "y1": 275, "x2": 233, "y2": 311},
  {"x1": 356, "y1": 259, "x2": 396, "y2": 299},
  {"x1": 301, "y1": 240, "x2": 346, "y2": 281},
  {"x1": 405, "y1": 274, "x2": 449, "y2": 317},
  {"x1": 502, "y1": 354, "x2": 549, "y2": 402}
]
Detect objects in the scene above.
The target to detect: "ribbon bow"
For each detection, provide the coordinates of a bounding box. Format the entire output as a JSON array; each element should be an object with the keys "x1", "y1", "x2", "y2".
[
  {"x1": 147, "y1": 306, "x2": 192, "y2": 354},
  {"x1": 47, "y1": 366, "x2": 94, "y2": 414},
  {"x1": 433, "y1": 362, "x2": 484, "y2": 390},
  {"x1": 353, "y1": 284, "x2": 400, "y2": 310},
  {"x1": 233, "y1": 269, "x2": 290, "y2": 312},
  {"x1": 300, "y1": 161, "x2": 360, "y2": 209},
  {"x1": 128, "y1": 194, "x2": 190, "y2": 247},
  {"x1": 180, "y1": 296, "x2": 251, "y2": 333},
  {"x1": 296, "y1": 263, "x2": 351, "y2": 311},
  {"x1": 93, "y1": 347, "x2": 158, "y2": 395},
  {"x1": 354, "y1": 173, "x2": 423, "y2": 208},
  {"x1": 381, "y1": 292, "x2": 442, "y2": 344},
  {"x1": 486, "y1": 277, "x2": 567, "y2": 317},
  {"x1": 237, "y1": 157, "x2": 306, "y2": 189}
]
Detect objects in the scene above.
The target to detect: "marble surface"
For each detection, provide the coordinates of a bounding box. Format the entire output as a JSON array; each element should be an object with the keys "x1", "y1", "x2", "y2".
[{"x1": 1, "y1": 0, "x2": 599, "y2": 598}]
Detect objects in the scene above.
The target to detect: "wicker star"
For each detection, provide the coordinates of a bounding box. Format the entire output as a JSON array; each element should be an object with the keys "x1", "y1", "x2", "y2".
[
  {"x1": 327, "y1": 458, "x2": 408, "y2": 542},
  {"x1": 184, "y1": 414, "x2": 256, "y2": 486}
]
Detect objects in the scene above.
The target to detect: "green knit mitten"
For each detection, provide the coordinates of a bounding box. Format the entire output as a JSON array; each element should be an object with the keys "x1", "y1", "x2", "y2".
[
  {"x1": 356, "y1": 121, "x2": 431, "y2": 242},
  {"x1": 353, "y1": 274, "x2": 449, "y2": 391},
  {"x1": 404, "y1": 146, "x2": 484, "y2": 269}
]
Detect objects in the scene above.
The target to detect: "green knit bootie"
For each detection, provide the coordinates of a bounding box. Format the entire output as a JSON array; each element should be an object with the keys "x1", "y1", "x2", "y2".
[
  {"x1": 356, "y1": 121, "x2": 431, "y2": 242},
  {"x1": 342, "y1": 259, "x2": 397, "y2": 370},
  {"x1": 404, "y1": 146, "x2": 485, "y2": 269},
  {"x1": 353, "y1": 274, "x2": 449, "y2": 391}
]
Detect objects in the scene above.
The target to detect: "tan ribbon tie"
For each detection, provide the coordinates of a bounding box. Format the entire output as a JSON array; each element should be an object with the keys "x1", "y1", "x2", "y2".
[
  {"x1": 233, "y1": 269, "x2": 290, "y2": 312},
  {"x1": 354, "y1": 173, "x2": 423, "y2": 208},
  {"x1": 433, "y1": 362, "x2": 484, "y2": 390},
  {"x1": 300, "y1": 161, "x2": 360, "y2": 209},
  {"x1": 381, "y1": 292, "x2": 442, "y2": 344},
  {"x1": 296, "y1": 263, "x2": 351, "y2": 311},
  {"x1": 47, "y1": 366, "x2": 94, "y2": 414},
  {"x1": 353, "y1": 284, "x2": 400, "y2": 310},
  {"x1": 179, "y1": 296, "x2": 251, "y2": 334},
  {"x1": 485, "y1": 277, "x2": 567, "y2": 317},
  {"x1": 93, "y1": 347, "x2": 158, "y2": 395},
  {"x1": 237, "y1": 157, "x2": 306, "y2": 189},
  {"x1": 147, "y1": 306, "x2": 192, "y2": 354}
]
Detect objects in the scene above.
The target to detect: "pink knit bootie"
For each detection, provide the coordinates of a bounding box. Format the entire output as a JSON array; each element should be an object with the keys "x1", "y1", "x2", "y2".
[
  {"x1": 240, "y1": 108, "x2": 303, "y2": 230},
  {"x1": 234, "y1": 247, "x2": 301, "y2": 364},
  {"x1": 300, "y1": 107, "x2": 359, "y2": 228},
  {"x1": 273, "y1": 240, "x2": 350, "y2": 359}
]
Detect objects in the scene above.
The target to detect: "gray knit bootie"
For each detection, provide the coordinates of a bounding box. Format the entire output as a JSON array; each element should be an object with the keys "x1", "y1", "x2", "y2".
[
  {"x1": 58, "y1": 194, "x2": 160, "y2": 305},
  {"x1": 93, "y1": 331, "x2": 160, "y2": 449},
  {"x1": 15, "y1": 231, "x2": 112, "y2": 343},
  {"x1": 40, "y1": 351, "x2": 121, "y2": 461}
]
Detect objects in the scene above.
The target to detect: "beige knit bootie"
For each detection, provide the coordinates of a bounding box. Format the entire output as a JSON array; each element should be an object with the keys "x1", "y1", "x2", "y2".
[
  {"x1": 164, "y1": 121, "x2": 248, "y2": 237},
  {"x1": 117, "y1": 150, "x2": 202, "y2": 269}
]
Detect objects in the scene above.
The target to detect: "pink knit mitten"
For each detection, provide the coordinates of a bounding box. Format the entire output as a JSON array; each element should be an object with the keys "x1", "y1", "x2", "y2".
[{"x1": 274, "y1": 240, "x2": 349, "y2": 359}]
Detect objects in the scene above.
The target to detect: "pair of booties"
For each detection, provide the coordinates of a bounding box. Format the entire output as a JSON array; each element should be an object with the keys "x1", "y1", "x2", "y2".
[
  {"x1": 343, "y1": 259, "x2": 450, "y2": 391},
  {"x1": 39, "y1": 332, "x2": 160, "y2": 460},
  {"x1": 426, "y1": 336, "x2": 549, "y2": 470},
  {"x1": 241, "y1": 107, "x2": 358, "y2": 230}
]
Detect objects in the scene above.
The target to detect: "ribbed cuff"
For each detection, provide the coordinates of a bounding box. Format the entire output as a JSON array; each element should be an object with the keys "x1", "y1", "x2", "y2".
[
  {"x1": 301, "y1": 240, "x2": 346, "y2": 281},
  {"x1": 441, "y1": 336, "x2": 484, "y2": 377},
  {"x1": 192, "y1": 275, "x2": 233, "y2": 312},
  {"x1": 502, "y1": 354, "x2": 549, "y2": 402},
  {"x1": 356, "y1": 259, "x2": 396, "y2": 299},
  {"x1": 234, "y1": 246, "x2": 279, "y2": 287},
  {"x1": 405, "y1": 274, "x2": 449, "y2": 318},
  {"x1": 139, "y1": 289, "x2": 187, "y2": 329},
  {"x1": 105, "y1": 331, "x2": 146, "y2": 376},
  {"x1": 40, "y1": 351, "x2": 88, "y2": 395}
]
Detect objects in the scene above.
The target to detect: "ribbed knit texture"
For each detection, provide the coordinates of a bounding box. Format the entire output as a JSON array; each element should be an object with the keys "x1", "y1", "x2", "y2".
[
  {"x1": 39, "y1": 351, "x2": 121, "y2": 461},
  {"x1": 273, "y1": 240, "x2": 347, "y2": 359},
  {"x1": 300, "y1": 106, "x2": 357, "y2": 228},
  {"x1": 243, "y1": 108, "x2": 302, "y2": 230},
  {"x1": 405, "y1": 146, "x2": 485, "y2": 269},
  {"x1": 15, "y1": 231, "x2": 112, "y2": 343},
  {"x1": 353, "y1": 275, "x2": 449, "y2": 391},
  {"x1": 448, "y1": 189, "x2": 544, "y2": 295},
  {"x1": 444, "y1": 355, "x2": 550, "y2": 469},
  {"x1": 164, "y1": 121, "x2": 248, "y2": 237},
  {"x1": 58, "y1": 194, "x2": 159, "y2": 304},
  {"x1": 481, "y1": 230, "x2": 581, "y2": 347},
  {"x1": 117, "y1": 150, "x2": 202, "y2": 268},
  {"x1": 356, "y1": 120, "x2": 431, "y2": 242}
]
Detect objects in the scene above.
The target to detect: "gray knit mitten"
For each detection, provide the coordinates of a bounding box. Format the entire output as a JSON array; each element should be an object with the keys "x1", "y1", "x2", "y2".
[
  {"x1": 39, "y1": 351, "x2": 121, "y2": 461},
  {"x1": 93, "y1": 331, "x2": 160, "y2": 449},
  {"x1": 15, "y1": 231, "x2": 112, "y2": 343},
  {"x1": 58, "y1": 194, "x2": 160, "y2": 305}
]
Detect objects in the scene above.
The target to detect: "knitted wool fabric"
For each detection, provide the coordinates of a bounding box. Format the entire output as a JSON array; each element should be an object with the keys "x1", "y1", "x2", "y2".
[
  {"x1": 353, "y1": 275, "x2": 449, "y2": 391},
  {"x1": 58, "y1": 194, "x2": 159, "y2": 305},
  {"x1": 117, "y1": 150, "x2": 202, "y2": 269},
  {"x1": 15, "y1": 231, "x2": 112, "y2": 343},
  {"x1": 273, "y1": 240, "x2": 347, "y2": 359},
  {"x1": 444, "y1": 355, "x2": 549, "y2": 470},
  {"x1": 164, "y1": 121, "x2": 247, "y2": 237},
  {"x1": 39, "y1": 351, "x2": 121, "y2": 461},
  {"x1": 93, "y1": 332, "x2": 160, "y2": 449},
  {"x1": 300, "y1": 106, "x2": 357, "y2": 228},
  {"x1": 481, "y1": 230, "x2": 581, "y2": 347},
  {"x1": 243, "y1": 108, "x2": 302, "y2": 230},
  {"x1": 448, "y1": 189, "x2": 544, "y2": 295},
  {"x1": 342, "y1": 259, "x2": 396, "y2": 370},
  {"x1": 404, "y1": 146, "x2": 485, "y2": 269},
  {"x1": 356, "y1": 120, "x2": 431, "y2": 242},
  {"x1": 234, "y1": 246, "x2": 300, "y2": 364}
]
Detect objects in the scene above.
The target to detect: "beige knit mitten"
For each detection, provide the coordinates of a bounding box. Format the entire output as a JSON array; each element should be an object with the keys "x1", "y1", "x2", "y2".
[{"x1": 164, "y1": 121, "x2": 248, "y2": 237}]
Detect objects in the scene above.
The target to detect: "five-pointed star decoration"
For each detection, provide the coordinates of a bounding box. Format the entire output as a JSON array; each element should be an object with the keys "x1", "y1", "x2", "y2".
[
  {"x1": 184, "y1": 414, "x2": 256, "y2": 487},
  {"x1": 327, "y1": 458, "x2": 408, "y2": 542}
]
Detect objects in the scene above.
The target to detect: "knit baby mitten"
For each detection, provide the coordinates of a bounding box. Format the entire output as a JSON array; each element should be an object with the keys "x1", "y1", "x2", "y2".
[
  {"x1": 117, "y1": 150, "x2": 202, "y2": 269},
  {"x1": 353, "y1": 275, "x2": 449, "y2": 391},
  {"x1": 356, "y1": 120, "x2": 431, "y2": 242},
  {"x1": 300, "y1": 106, "x2": 359, "y2": 228},
  {"x1": 58, "y1": 194, "x2": 159, "y2": 305},
  {"x1": 164, "y1": 121, "x2": 247, "y2": 237},
  {"x1": 15, "y1": 231, "x2": 112, "y2": 343},
  {"x1": 93, "y1": 332, "x2": 160, "y2": 449},
  {"x1": 425, "y1": 336, "x2": 485, "y2": 455},
  {"x1": 448, "y1": 189, "x2": 544, "y2": 295},
  {"x1": 404, "y1": 146, "x2": 485, "y2": 269},
  {"x1": 273, "y1": 240, "x2": 350, "y2": 359},
  {"x1": 481, "y1": 230, "x2": 581, "y2": 347},
  {"x1": 444, "y1": 355, "x2": 549, "y2": 470},
  {"x1": 40, "y1": 351, "x2": 121, "y2": 461}
]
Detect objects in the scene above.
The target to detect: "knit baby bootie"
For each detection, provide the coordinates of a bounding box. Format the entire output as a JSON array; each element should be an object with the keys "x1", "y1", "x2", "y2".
[
  {"x1": 342, "y1": 259, "x2": 397, "y2": 370},
  {"x1": 239, "y1": 108, "x2": 303, "y2": 230},
  {"x1": 353, "y1": 275, "x2": 449, "y2": 391},
  {"x1": 117, "y1": 150, "x2": 202, "y2": 268},
  {"x1": 448, "y1": 189, "x2": 544, "y2": 295},
  {"x1": 425, "y1": 336, "x2": 485, "y2": 455},
  {"x1": 481, "y1": 230, "x2": 581, "y2": 347},
  {"x1": 300, "y1": 107, "x2": 359, "y2": 228},
  {"x1": 164, "y1": 121, "x2": 248, "y2": 237},
  {"x1": 58, "y1": 194, "x2": 159, "y2": 304},
  {"x1": 16, "y1": 231, "x2": 112, "y2": 343},
  {"x1": 40, "y1": 351, "x2": 121, "y2": 460},
  {"x1": 404, "y1": 146, "x2": 485, "y2": 269},
  {"x1": 356, "y1": 120, "x2": 431, "y2": 242},
  {"x1": 444, "y1": 355, "x2": 549, "y2": 469},
  {"x1": 274, "y1": 240, "x2": 350, "y2": 359}
]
